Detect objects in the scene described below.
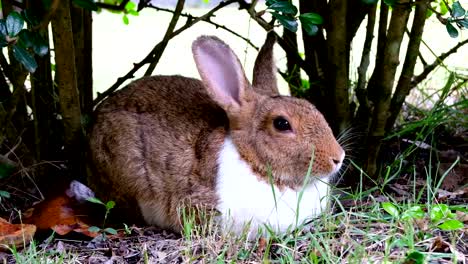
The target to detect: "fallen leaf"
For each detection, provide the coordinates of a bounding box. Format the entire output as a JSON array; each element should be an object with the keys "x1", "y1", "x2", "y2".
[
  {"x1": 0, "y1": 217, "x2": 36, "y2": 251},
  {"x1": 438, "y1": 186, "x2": 468, "y2": 201},
  {"x1": 23, "y1": 181, "x2": 100, "y2": 238},
  {"x1": 438, "y1": 163, "x2": 468, "y2": 191}
]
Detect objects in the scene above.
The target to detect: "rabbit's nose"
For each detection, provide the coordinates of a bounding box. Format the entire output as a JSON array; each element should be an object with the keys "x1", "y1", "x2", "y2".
[{"x1": 331, "y1": 150, "x2": 345, "y2": 167}]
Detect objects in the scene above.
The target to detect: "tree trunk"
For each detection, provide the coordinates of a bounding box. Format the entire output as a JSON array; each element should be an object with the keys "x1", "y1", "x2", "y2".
[
  {"x1": 354, "y1": 4, "x2": 377, "y2": 135},
  {"x1": 387, "y1": 0, "x2": 430, "y2": 132},
  {"x1": 366, "y1": 1, "x2": 411, "y2": 176},
  {"x1": 327, "y1": 0, "x2": 350, "y2": 132},
  {"x1": 71, "y1": 7, "x2": 94, "y2": 117},
  {"x1": 51, "y1": 0, "x2": 85, "y2": 178}
]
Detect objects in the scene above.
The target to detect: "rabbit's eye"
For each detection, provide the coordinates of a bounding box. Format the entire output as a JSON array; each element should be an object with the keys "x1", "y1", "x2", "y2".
[{"x1": 273, "y1": 117, "x2": 292, "y2": 132}]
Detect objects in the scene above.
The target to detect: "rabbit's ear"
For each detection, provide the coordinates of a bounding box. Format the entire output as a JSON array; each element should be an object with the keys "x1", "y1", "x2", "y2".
[
  {"x1": 193, "y1": 36, "x2": 248, "y2": 111},
  {"x1": 252, "y1": 32, "x2": 279, "y2": 96}
]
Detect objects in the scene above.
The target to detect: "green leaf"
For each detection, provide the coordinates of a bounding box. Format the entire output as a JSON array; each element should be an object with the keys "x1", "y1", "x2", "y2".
[
  {"x1": 271, "y1": 12, "x2": 298, "y2": 32},
  {"x1": 32, "y1": 35, "x2": 49, "y2": 57},
  {"x1": 0, "y1": 190, "x2": 10, "y2": 198},
  {"x1": 445, "y1": 23, "x2": 459, "y2": 38},
  {"x1": 6, "y1": 12, "x2": 24, "y2": 37},
  {"x1": 458, "y1": 18, "x2": 468, "y2": 29},
  {"x1": 268, "y1": 1, "x2": 298, "y2": 15},
  {"x1": 88, "y1": 226, "x2": 101, "y2": 233},
  {"x1": 266, "y1": 0, "x2": 279, "y2": 6},
  {"x1": 299, "y1": 13, "x2": 323, "y2": 36},
  {"x1": 72, "y1": 0, "x2": 98, "y2": 11},
  {"x1": 128, "y1": 10, "x2": 139, "y2": 16},
  {"x1": 401, "y1": 205, "x2": 425, "y2": 220},
  {"x1": 426, "y1": 9, "x2": 434, "y2": 18},
  {"x1": 124, "y1": 1, "x2": 136, "y2": 11},
  {"x1": 104, "y1": 227, "x2": 117, "y2": 235},
  {"x1": 299, "y1": 13, "x2": 324, "y2": 25},
  {"x1": 450, "y1": 205, "x2": 468, "y2": 213},
  {"x1": 430, "y1": 204, "x2": 453, "y2": 221},
  {"x1": 440, "y1": 1, "x2": 449, "y2": 16},
  {"x1": 451, "y1": 1, "x2": 466, "y2": 17},
  {"x1": 0, "y1": 35, "x2": 7, "y2": 48},
  {"x1": 0, "y1": 20, "x2": 7, "y2": 36},
  {"x1": 18, "y1": 30, "x2": 34, "y2": 48},
  {"x1": 106, "y1": 200, "x2": 115, "y2": 210},
  {"x1": 405, "y1": 251, "x2": 425, "y2": 264},
  {"x1": 438, "y1": 219, "x2": 464, "y2": 230},
  {"x1": 382, "y1": 202, "x2": 400, "y2": 218},
  {"x1": 122, "y1": 14, "x2": 129, "y2": 25},
  {"x1": 12, "y1": 45, "x2": 37, "y2": 73},
  {"x1": 87, "y1": 197, "x2": 105, "y2": 205},
  {"x1": 301, "y1": 22, "x2": 319, "y2": 36},
  {"x1": 384, "y1": 0, "x2": 397, "y2": 6}
]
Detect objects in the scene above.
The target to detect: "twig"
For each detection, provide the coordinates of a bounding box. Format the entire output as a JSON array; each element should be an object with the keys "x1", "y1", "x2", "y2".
[
  {"x1": 144, "y1": 0, "x2": 186, "y2": 76},
  {"x1": 146, "y1": 4, "x2": 258, "y2": 50},
  {"x1": 93, "y1": 0, "x2": 237, "y2": 107},
  {"x1": 411, "y1": 39, "x2": 468, "y2": 88}
]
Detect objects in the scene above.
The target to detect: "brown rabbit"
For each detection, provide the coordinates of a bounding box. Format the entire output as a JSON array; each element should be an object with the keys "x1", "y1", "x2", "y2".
[{"x1": 88, "y1": 33, "x2": 345, "y2": 235}]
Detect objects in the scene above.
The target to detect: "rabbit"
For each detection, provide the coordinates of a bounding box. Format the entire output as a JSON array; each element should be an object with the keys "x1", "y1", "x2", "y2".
[{"x1": 88, "y1": 33, "x2": 345, "y2": 236}]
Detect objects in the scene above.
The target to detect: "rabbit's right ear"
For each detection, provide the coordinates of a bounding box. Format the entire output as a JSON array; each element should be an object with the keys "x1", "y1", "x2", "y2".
[
  {"x1": 192, "y1": 36, "x2": 248, "y2": 111},
  {"x1": 252, "y1": 32, "x2": 279, "y2": 96}
]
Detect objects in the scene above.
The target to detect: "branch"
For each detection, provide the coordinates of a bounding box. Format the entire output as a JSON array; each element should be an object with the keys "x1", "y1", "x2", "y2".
[
  {"x1": 411, "y1": 38, "x2": 468, "y2": 88},
  {"x1": 146, "y1": 4, "x2": 258, "y2": 50},
  {"x1": 144, "y1": 0, "x2": 186, "y2": 76},
  {"x1": 387, "y1": 0, "x2": 429, "y2": 132},
  {"x1": 355, "y1": 5, "x2": 376, "y2": 115},
  {"x1": 93, "y1": 0, "x2": 237, "y2": 107}
]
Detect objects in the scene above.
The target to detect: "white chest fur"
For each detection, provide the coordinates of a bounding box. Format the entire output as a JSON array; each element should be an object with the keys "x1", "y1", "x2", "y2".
[{"x1": 215, "y1": 137, "x2": 330, "y2": 235}]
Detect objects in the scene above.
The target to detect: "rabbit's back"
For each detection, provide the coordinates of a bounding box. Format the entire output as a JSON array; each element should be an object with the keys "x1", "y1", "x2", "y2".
[{"x1": 89, "y1": 76, "x2": 226, "y2": 230}]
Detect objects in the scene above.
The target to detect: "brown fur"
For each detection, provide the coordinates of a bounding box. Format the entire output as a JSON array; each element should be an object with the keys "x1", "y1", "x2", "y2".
[{"x1": 88, "y1": 33, "x2": 344, "y2": 232}]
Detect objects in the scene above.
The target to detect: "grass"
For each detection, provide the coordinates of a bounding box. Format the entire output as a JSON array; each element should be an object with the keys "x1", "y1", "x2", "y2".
[
  {"x1": 4, "y1": 76, "x2": 466, "y2": 263},
  {"x1": 4, "y1": 147, "x2": 466, "y2": 263}
]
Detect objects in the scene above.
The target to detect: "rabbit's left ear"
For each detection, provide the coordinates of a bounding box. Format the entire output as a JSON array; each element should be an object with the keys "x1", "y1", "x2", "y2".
[
  {"x1": 192, "y1": 36, "x2": 249, "y2": 111},
  {"x1": 252, "y1": 32, "x2": 279, "y2": 96}
]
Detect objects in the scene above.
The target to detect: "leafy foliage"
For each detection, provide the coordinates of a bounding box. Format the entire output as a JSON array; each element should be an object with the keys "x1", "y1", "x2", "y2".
[
  {"x1": 443, "y1": 1, "x2": 468, "y2": 38},
  {"x1": 265, "y1": 0, "x2": 323, "y2": 36},
  {"x1": 0, "y1": 11, "x2": 49, "y2": 73}
]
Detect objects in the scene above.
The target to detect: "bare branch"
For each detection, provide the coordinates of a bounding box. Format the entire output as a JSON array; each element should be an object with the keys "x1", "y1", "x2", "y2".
[
  {"x1": 93, "y1": 0, "x2": 237, "y2": 107},
  {"x1": 411, "y1": 38, "x2": 468, "y2": 88},
  {"x1": 144, "y1": 0, "x2": 186, "y2": 76},
  {"x1": 387, "y1": 0, "x2": 430, "y2": 132},
  {"x1": 355, "y1": 5, "x2": 377, "y2": 117},
  {"x1": 146, "y1": 4, "x2": 258, "y2": 50}
]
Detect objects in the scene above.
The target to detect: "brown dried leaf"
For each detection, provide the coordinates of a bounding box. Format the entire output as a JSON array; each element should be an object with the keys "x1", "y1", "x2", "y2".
[{"x1": 0, "y1": 217, "x2": 36, "y2": 251}]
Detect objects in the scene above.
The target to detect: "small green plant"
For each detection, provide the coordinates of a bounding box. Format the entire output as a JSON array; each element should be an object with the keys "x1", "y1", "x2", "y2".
[
  {"x1": 86, "y1": 197, "x2": 118, "y2": 237},
  {"x1": 381, "y1": 202, "x2": 464, "y2": 231}
]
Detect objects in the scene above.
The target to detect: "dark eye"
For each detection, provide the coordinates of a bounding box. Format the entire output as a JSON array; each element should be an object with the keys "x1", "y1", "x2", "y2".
[{"x1": 273, "y1": 116, "x2": 292, "y2": 132}]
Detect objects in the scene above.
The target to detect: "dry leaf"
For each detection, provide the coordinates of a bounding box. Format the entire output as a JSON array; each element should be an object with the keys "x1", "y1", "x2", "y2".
[
  {"x1": 23, "y1": 181, "x2": 100, "y2": 238},
  {"x1": 0, "y1": 217, "x2": 36, "y2": 251}
]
